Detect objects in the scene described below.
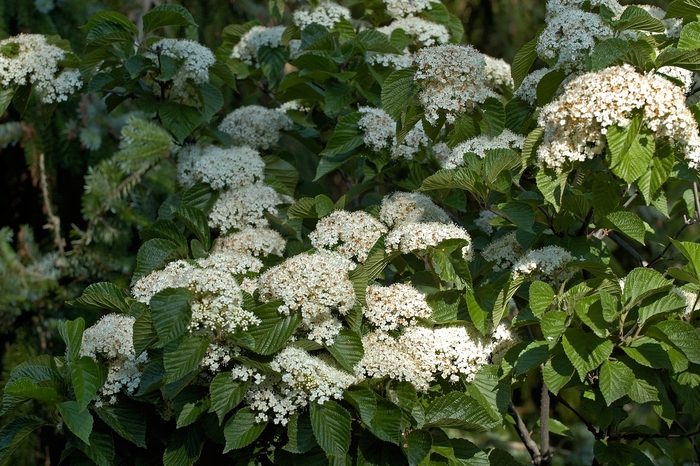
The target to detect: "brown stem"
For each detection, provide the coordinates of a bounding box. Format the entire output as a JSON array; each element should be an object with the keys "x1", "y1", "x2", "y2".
[
  {"x1": 508, "y1": 401, "x2": 542, "y2": 464},
  {"x1": 39, "y1": 153, "x2": 65, "y2": 257},
  {"x1": 540, "y1": 381, "x2": 552, "y2": 466}
]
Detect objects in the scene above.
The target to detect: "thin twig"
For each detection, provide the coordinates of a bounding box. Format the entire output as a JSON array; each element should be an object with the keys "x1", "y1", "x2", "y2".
[
  {"x1": 693, "y1": 181, "x2": 700, "y2": 221},
  {"x1": 508, "y1": 401, "x2": 542, "y2": 464},
  {"x1": 576, "y1": 208, "x2": 593, "y2": 236},
  {"x1": 540, "y1": 380, "x2": 552, "y2": 466},
  {"x1": 648, "y1": 222, "x2": 690, "y2": 266},
  {"x1": 39, "y1": 153, "x2": 65, "y2": 257},
  {"x1": 623, "y1": 191, "x2": 639, "y2": 209},
  {"x1": 608, "y1": 232, "x2": 648, "y2": 267},
  {"x1": 551, "y1": 393, "x2": 600, "y2": 439}
]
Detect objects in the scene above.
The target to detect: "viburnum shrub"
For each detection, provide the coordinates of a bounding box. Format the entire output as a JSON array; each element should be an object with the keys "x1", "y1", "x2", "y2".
[{"x1": 2, "y1": 0, "x2": 700, "y2": 464}]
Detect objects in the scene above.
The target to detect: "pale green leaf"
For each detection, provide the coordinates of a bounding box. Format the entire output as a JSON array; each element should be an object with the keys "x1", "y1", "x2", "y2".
[{"x1": 562, "y1": 328, "x2": 613, "y2": 381}]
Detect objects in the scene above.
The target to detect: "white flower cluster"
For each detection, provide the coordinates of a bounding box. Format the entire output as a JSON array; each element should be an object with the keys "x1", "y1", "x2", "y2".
[
  {"x1": 483, "y1": 55, "x2": 514, "y2": 90},
  {"x1": 481, "y1": 231, "x2": 523, "y2": 271},
  {"x1": 545, "y1": 0, "x2": 623, "y2": 20},
  {"x1": 258, "y1": 250, "x2": 356, "y2": 344},
  {"x1": 677, "y1": 288, "x2": 700, "y2": 318},
  {"x1": 379, "y1": 191, "x2": 452, "y2": 227},
  {"x1": 309, "y1": 210, "x2": 388, "y2": 262},
  {"x1": 413, "y1": 45, "x2": 496, "y2": 124},
  {"x1": 213, "y1": 226, "x2": 286, "y2": 257},
  {"x1": 218, "y1": 105, "x2": 293, "y2": 151},
  {"x1": 80, "y1": 314, "x2": 148, "y2": 407},
  {"x1": 293, "y1": 1, "x2": 352, "y2": 30},
  {"x1": 245, "y1": 347, "x2": 355, "y2": 425},
  {"x1": 366, "y1": 50, "x2": 413, "y2": 69},
  {"x1": 441, "y1": 129, "x2": 525, "y2": 168},
  {"x1": 357, "y1": 106, "x2": 430, "y2": 160},
  {"x1": 202, "y1": 342, "x2": 238, "y2": 373},
  {"x1": 147, "y1": 39, "x2": 215, "y2": 101},
  {"x1": 231, "y1": 26, "x2": 286, "y2": 66},
  {"x1": 514, "y1": 68, "x2": 550, "y2": 106},
  {"x1": 377, "y1": 17, "x2": 450, "y2": 48},
  {"x1": 383, "y1": 0, "x2": 433, "y2": 18},
  {"x1": 364, "y1": 283, "x2": 433, "y2": 330},
  {"x1": 657, "y1": 66, "x2": 694, "y2": 94},
  {"x1": 131, "y1": 253, "x2": 261, "y2": 335},
  {"x1": 0, "y1": 34, "x2": 81, "y2": 103},
  {"x1": 208, "y1": 182, "x2": 292, "y2": 232},
  {"x1": 474, "y1": 210, "x2": 498, "y2": 235},
  {"x1": 537, "y1": 65, "x2": 700, "y2": 170},
  {"x1": 176, "y1": 144, "x2": 265, "y2": 189},
  {"x1": 536, "y1": 8, "x2": 613, "y2": 73},
  {"x1": 385, "y1": 221, "x2": 473, "y2": 261},
  {"x1": 512, "y1": 245, "x2": 576, "y2": 283}
]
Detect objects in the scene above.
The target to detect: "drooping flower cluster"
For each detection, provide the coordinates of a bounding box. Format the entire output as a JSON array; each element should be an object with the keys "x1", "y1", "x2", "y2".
[
  {"x1": 309, "y1": 210, "x2": 388, "y2": 263},
  {"x1": 218, "y1": 105, "x2": 294, "y2": 151},
  {"x1": 131, "y1": 253, "x2": 262, "y2": 335},
  {"x1": 257, "y1": 250, "x2": 356, "y2": 344},
  {"x1": 213, "y1": 226, "x2": 286, "y2": 257},
  {"x1": 80, "y1": 314, "x2": 148, "y2": 407},
  {"x1": 537, "y1": 65, "x2": 700, "y2": 170},
  {"x1": 0, "y1": 34, "x2": 81, "y2": 103},
  {"x1": 512, "y1": 245, "x2": 576, "y2": 283},
  {"x1": 208, "y1": 182, "x2": 292, "y2": 232},
  {"x1": 357, "y1": 106, "x2": 430, "y2": 160},
  {"x1": 364, "y1": 283, "x2": 433, "y2": 330},
  {"x1": 176, "y1": 144, "x2": 265, "y2": 189},
  {"x1": 293, "y1": 1, "x2": 352, "y2": 30},
  {"x1": 146, "y1": 39, "x2": 215, "y2": 101},
  {"x1": 377, "y1": 17, "x2": 450, "y2": 47},
  {"x1": 440, "y1": 129, "x2": 525, "y2": 168},
  {"x1": 243, "y1": 347, "x2": 356, "y2": 425},
  {"x1": 413, "y1": 44, "x2": 496, "y2": 124},
  {"x1": 481, "y1": 231, "x2": 523, "y2": 271},
  {"x1": 231, "y1": 26, "x2": 286, "y2": 66}
]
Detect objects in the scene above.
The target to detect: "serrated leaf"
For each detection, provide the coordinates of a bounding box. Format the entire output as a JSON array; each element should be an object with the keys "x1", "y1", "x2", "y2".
[
  {"x1": 326, "y1": 329, "x2": 363, "y2": 371},
  {"x1": 607, "y1": 118, "x2": 655, "y2": 184},
  {"x1": 480, "y1": 97, "x2": 505, "y2": 136},
  {"x1": 678, "y1": 22, "x2": 700, "y2": 50},
  {"x1": 0, "y1": 86, "x2": 16, "y2": 116},
  {"x1": 0, "y1": 416, "x2": 47, "y2": 464},
  {"x1": 150, "y1": 287, "x2": 193, "y2": 344},
  {"x1": 498, "y1": 201, "x2": 535, "y2": 232},
  {"x1": 515, "y1": 341, "x2": 551, "y2": 375},
  {"x1": 94, "y1": 403, "x2": 147, "y2": 448},
  {"x1": 320, "y1": 112, "x2": 364, "y2": 158},
  {"x1": 343, "y1": 386, "x2": 377, "y2": 425},
  {"x1": 264, "y1": 155, "x2": 299, "y2": 196},
  {"x1": 223, "y1": 408, "x2": 267, "y2": 453},
  {"x1": 210, "y1": 372, "x2": 251, "y2": 425},
  {"x1": 382, "y1": 68, "x2": 417, "y2": 120},
  {"x1": 142, "y1": 4, "x2": 198, "y2": 33},
  {"x1": 69, "y1": 282, "x2": 132, "y2": 313},
  {"x1": 310, "y1": 400, "x2": 352, "y2": 458},
  {"x1": 131, "y1": 238, "x2": 187, "y2": 285},
  {"x1": 83, "y1": 11, "x2": 138, "y2": 34},
  {"x1": 58, "y1": 318, "x2": 85, "y2": 363},
  {"x1": 403, "y1": 429, "x2": 431, "y2": 465},
  {"x1": 284, "y1": 412, "x2": 319, "y2": 454},
  {"x1": 615, "y1": 6, "x2": 665, "y2": 33},
  {"x1": 58, "y1": 401, "x2": 93, "y2": 445},
  {"x1": 543, "y1": 350, "x2": 575, "y2": 395},
  {"x1": 647, "y1": 320, "x2": 700, "y2": 364},
  {"x1": 245, "y1": 301, "x2": 302, "y2": 355},
  {"x1": 512, "y1": 38, "x2": 537, "y2": 89},
  {"x1": 174, "y1": 205, "x2": 211, "y2": 250},
  {"x1": 562, "y1": 328, "x2": 613, "y2": 381},
  {"x1": 656, "y1": 48, "x2": 700, "y2": 72},
  {"x1": 590, "y1": 38, "x2": 632, "y2": 71},
  {"x1": 158, "y1": 102, "x2": 202, "y2": 144},
  {"x1": 424, "y1": 392, "x2": 498, "y2": 431},
  {"x1": 315, "y1": 194, "x2": 335, "y2": 218},
  {"x1": 71, "y1": 357, "x2": 101, "y2": 412},
  {"x1": 621, "y1": 337, "x2": 672, "y2": 370},
  {"x1": 597, "y1": 211, "x2": 646, "y2": 244},
  {"x1": 367, "y1": 400, "x2": 402, "y2": 444},
  {"x1": 163, "y1": 424, "x2": 203, "y2": 466},
  {"x1": 529, "y1": 281, "x2": 554, "y2": 317},
  {"x1": 174, "y1": 388, "x2": 210, "y2": 428},
  {"x1": 536, "y1": 69, "x2": 566, "y2": 106},
  {"x1": 599, "y1": 360, "x2": 634, "y2": 405},
  {"x1": 3, "y1": 377, "x2": 61, "y2": 403},
  {"x1": 163, "y1": 335, "x2": 210, "y2": 382},
  {"x1": 667, "y1": 0, "x2": 700, "y2": 17},
  {"x1": 621, "y1": 268, "x2": 673, "y2": 311}
]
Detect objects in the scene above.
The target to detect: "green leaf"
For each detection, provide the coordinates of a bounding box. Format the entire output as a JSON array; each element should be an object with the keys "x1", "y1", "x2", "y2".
[
  {"x1": 498, "y1": 201, "x2": 535, "y2": 232},
  {"x1": 403, "y1": 429, "x2": 432, "y2": 465},
  {"x1": 479, "y1": 97, "x2": 505, "y2": 136},
  {"x1": 615, "y1": 6, "x2": 665, "y2": 33},
  {"x1": 382, "y1": 68, "x2": 417, "y2": 120},
  {"x1": 320, "y1": 112, "x2": 363, "y2": 158},
  {"x1": 1, "y1": 356, "x2": 63, "y2": 416},
  {"x1": 310, "y1": 401, "x2": 352, "y2": 459},
  {"x1": 142, "y1": 4, "x2": 198, "y2": 33},
  {"x1": 536, "y1": 69, "x2": 566, "y2": 106},
  {"x1": 590, "y1": 38, "x2": 632, "y2": 71},
  {"x1": 58, "y1": 318, "x2": 85, "y2": 363},
  {"x1": 326, "y1": 329, "x2": 364, "y2": 372},
  {"x1": 515, "y1": 341, "x2": 551, "y2": 375},
  {"x1": 133, "y1": 310, "x2": 158, "y2": 356},
  {"x1": 94, "y1": 403, "x2": 147, "y2": 448},
  {"x1": 284, "y1": 412, "x2": 319, "y2": 454},
  {"x1": 58, "y1": 401, "x2": 93, "y2": 445},
  {"x1": 210, "y1": 372, "x2": 251, "y2": 425},
  {"x1": 264, "y1": 155, "x2": 299, "y2": 196},
  {"x1": 655, "y1": 48, "x2": 700, "y2": 72},
  {"x1": 418, "y1": 168, "x2": 487, "y2": 201},
  {"x1": 671, "y1": 239, "x2": 700, "y2": 283},
  {"x1": 621, "y1": 337, "x2": 672, "y2": 370},
  {"x1": 245, "y1": 301, "x2": 302, "y2": 355},
  {"x1": 512, "y1": 38, "x2": 537, "y2": 89},
  {"x1": 158, "y1": 102, "x2": 202, "y2": 144},
  {"x1": 543, "y1": 350, "x2": 575, "y2": 395},
  {"x1": 131, "y1": 238, "x2": 186, "y2": 285},
  {"x1": 529, "y1": 281, "x2": 554, "y2": 317},
  {"x1": 163, "y1": 335, "x2": 210, "y2": 382},
  {"x1": 678, "y1": 22, "x2": 700, "y2": 50},
  {"x1": 607, "y1": 118, "x2": 655, "y2": 185},
  {"x1": 3, "y1": 377, "x2": 61, "y2": 403},
  {"x1": 163, "y1": 424, "x2": 203, "y2": 466},
  {"x1": 562, "y1": 328, "x2": 614, "y2": 381},
  {"x1": 196, "y1": 82, "x2": 224, "y2": 122},
  {"x1": 71, "y1": 357, "x2": 101, "y2": 412},
  {"x1": 599, "y1": 360, "x2": 634, "y2": 405},
  {"x1": 83, "y1": 11, "x2": 138, "y2": 34},
  {"x1": 140, "y1": 219, "x2": 188, "y2": 251},
  {"x1": 621, "y1": 268, "x2": 673, "y2": 311},
  {"x1": 536, "y1": 167, "x2": 566, "y2": 211},
  {"x1": 174, "y1": 388, "x2": 210, "y2": 428},
  {"x1": 115, "y1": 116, "x2": 173, "y2": 165},
  {"x1": 315, "y1": 194, "x2": 335, "y2": 218},
  {"x1": 174, "y1": 205, "x2": 211, "y2": 250},
  {"x1": 0, "y1": 86, "x2": 17, "y2": 116},
  {"x1": 367, "y1": 400, "x2": 402, "y2": 444},
  {"x1": 647, "y1": 320, "x2": 700, "y2": 364},
  {"x1": 69, "y1": 282, "x2": 132, "y2": 313},
  {"x1": 150, "y1": 287, "x2": 193, "y2": 344},
  {"x1": 424, "y1": 392, "x2": 498, "y2": 431},
  {"x1": 597, "y1": 211, "x2": 646, "y2": 245},
  {"x1": 0, "y1": 416, "x2": 47, "y2": 464}
]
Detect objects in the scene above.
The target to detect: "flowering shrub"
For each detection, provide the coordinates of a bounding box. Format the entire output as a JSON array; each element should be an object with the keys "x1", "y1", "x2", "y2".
[{"x1": 2, "y1": 0, "x2": 700, "y2": 465}]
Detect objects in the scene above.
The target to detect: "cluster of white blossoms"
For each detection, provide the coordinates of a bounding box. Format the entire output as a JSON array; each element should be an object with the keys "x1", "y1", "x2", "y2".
[
  {"x1": 0, "y1": 34, "x2": 81, "y2": 103},
  {"x1": 202, "y1": 342, "x2": 238, "y2": 373},
  {"x1": 483, "y1": 55, "x2": 514, "y2": 90},
  {"x1": 514, "y1": 68, "x2": 550, "y2": 106},
  {"x1": 176, "y1": 144, "x2": 265, "y2": 189},
  {"x1": 258, "y1": 250, "x2": 356, "y2": 344},
  {"x1": 656, "y1": 66, "x2": 694, "y2": 94},
  {"x1": 413, "y1": 45, "x2": 496, "y2": 124},
  {"x1": 379, "y1": 192, "x2": 451, "y2": 227},
  {"x1": 512, "y1": 245, "x2": 576, "y2": 283},
  {"x1": 545, "y1": 0, "x2": 623, "y2": 20},
  {"x1": 537, "y1": 65, "x2": 700, "y2": 170},
  {"x1": 218, "y1": 105, "x2": 293, "y2": 151},
  {"x1": 366, "y1": 50, "x2": 413, "y2": 69},
  {"x1": 357, "y1": 106, "x2": 430, "y2": 160},
  {"x1": 244, "y1": 347, "x2": 356, "y2": 425},
  {"x1": 364, "y1": 283, "x2": 433, "y2": 330},
  {"x1": 146, "y1": 39, "x2": 215, "y2": 101},
  {"x1": 383, "y1": 0, "x2": 433, "y2": 18},
  {"x1": 377, "y1": 17, "x2": 450, "y2": 48},
  {"x1": 231, "y1": 26, "x2": 286, "y2": 66},
  {"x1": 536, "y1": 8, "x2": 613, "y2": 73},
  {"x1": 385, "y1": 221, "x2": 473, "y2": 261},
  {"x1": 440, "y1": 129, "x2": 525, "y2": 168},
  {"x1": 679, "y1": 289, "x2": 700, "y2": 317},
  {"x1": 474, "y1": 210, "x2": 498, "y2": 235},
  {"x1": 132, "y1": 253, "x2": 261, "y2": 335},
  {"x1": 293, "y1": 1, "x2": 352, "y2": 30},
  {"x1": 80, "y1": 314, "x2": 148, "y2": 407},
  {"x1": 481, "y1": 231, "x2": 523, "y2": 272},
  {"x1": 213, "y1": 226, "x2": 286, "y2": 257},
  {"x1": 309, "y1": 210, "x2": 388, "y2": 263},
  {"x1": 208, "y1": 182, "x2": 292, "y2": 232}
]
